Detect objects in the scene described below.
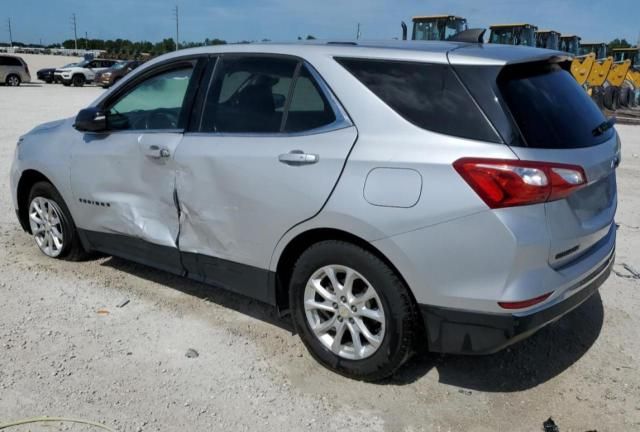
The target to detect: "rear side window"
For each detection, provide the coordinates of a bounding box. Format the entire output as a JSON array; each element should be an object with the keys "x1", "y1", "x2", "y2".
[
  {"x1": 335, "y1": 58, "x2": 500, "y2": 143},
  {"x1": 200, "y1": 56, "x2": 337, "y2": 134},
  {"x1": 498, "y1": 63, "x2": 613, "y2": 148},
  {"x1": 284, "y1": 67, "x2": 336, "y2": 132}
]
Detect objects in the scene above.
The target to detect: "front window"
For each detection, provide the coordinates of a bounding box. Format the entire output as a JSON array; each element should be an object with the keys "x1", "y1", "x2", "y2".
[{"x1": 106, "y1": 66, "x2": 194, "y2": 130}]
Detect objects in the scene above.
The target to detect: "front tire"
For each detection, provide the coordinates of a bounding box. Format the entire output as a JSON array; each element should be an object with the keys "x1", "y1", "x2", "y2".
[
  {"x1": 72, "y1": 74, "x2": 85, "y2": 87},
  {"x1": 28, "y1": 182, "x2": 87, "y2": 261},
  {"x1": 290, "y1": 240, "x2": 418, "y2": 381},
  {"x1": 5, "y1": 74, "x2": 21, "y2": 86}
]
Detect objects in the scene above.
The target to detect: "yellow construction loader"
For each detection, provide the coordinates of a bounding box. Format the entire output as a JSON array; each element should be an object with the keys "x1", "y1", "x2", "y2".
[
  {"x1": 557, "y1": 35, "x2": 600, "y2": 90},
  {"x1": 578, "y1": 43, "x2": 615, "y2": 108},
  {"x1": 612, "y1": 47, "x2": 640, "y2": 107},
  {"x1": 535, "y1": 30, "x2": 561, "y2": 49},
  {"x1": 403, "y1": 15, "x2": 468, "y2": 41},
  {"x1": 488, "y1": 24, "x2": 537, "y2": 46}
]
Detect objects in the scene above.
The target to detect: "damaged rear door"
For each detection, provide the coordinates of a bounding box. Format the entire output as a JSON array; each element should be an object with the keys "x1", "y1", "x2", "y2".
[
  {"x1": 174, "y1": 55, "x2": 356, "y2": 303},
  {"x1": 70, "y1": 58, "x2": 205, "y2": 274}
]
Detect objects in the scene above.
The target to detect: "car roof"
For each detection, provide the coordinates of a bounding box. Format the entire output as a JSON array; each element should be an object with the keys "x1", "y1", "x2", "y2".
[{"x1": 150, "y1": 40, "x2": 568, "y2": 67}]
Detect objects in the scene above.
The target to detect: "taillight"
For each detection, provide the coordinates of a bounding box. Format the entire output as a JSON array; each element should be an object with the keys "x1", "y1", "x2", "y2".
[
  {"x1": 498, "y1": 292, "x2": 553, "y2": 310},
  {"x1": 453, "y1": 158, "x2": 586, "y2": 209}
]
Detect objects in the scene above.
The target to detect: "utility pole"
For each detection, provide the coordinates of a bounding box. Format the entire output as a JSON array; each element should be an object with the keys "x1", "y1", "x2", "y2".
[
  {"x1": 85, "y1": 31, "x2": 88, "y2": 49},
  {"x1": 356, "y1": 23, "x2": 361, "y2": 40},
  {"x1": 174, "y1": 5, "x2": 179, "y2": 51},
  {"x1": 7, "y1": 18, "x2": 12, "y2": 48},
  {"x1": 71, "y1": 13, "x2": 78, "y2": 50}
]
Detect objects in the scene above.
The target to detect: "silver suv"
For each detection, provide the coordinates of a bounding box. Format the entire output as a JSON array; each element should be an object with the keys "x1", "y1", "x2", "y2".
[
  {"x1": 10, "y1": 41, "x2": 619, "y2": 381},
  {"x1": 0, "y1": 54, "x2": 31, "y2": 86}
]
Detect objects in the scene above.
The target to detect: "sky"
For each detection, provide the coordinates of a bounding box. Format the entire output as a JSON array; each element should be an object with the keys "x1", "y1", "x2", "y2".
[{"x1": 2, "y1": 0, "x2": 639, "y2": 46}]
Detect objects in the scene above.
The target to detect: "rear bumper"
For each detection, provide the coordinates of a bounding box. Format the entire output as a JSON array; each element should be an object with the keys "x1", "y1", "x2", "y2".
[{"x1": 420, "y1": 247, "x2": 614, "y2": 355}]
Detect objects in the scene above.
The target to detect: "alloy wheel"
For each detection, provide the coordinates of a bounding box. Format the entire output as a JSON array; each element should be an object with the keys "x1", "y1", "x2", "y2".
[
  {"x1": 28, "y1": 197, "x2": 65, "y2": 257},
  {"x1": 304, "y1": 265, "x2": 386, "y2": 360},
  {"x1": 7, "y1": 75, "x2": 20, "y2": 86}
]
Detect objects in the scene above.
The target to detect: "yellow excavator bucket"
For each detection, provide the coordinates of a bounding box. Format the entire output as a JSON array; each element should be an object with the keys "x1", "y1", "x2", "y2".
[
  {"x1": 607, "y1": 60, "x2": 632, "y2": 87},
  {"x1": 627, "y1": 68, "x2": 640, "y2": 88},
  {"x1": 570, "y1": 53, "x2": 595, "y2": 86},
  {"x1": 587, "y1": 56, "x2": 614, "y2": 87}
]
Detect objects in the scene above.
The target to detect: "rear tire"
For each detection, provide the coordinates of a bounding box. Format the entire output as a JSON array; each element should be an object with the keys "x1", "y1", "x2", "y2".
[
  {"x1": 604, "y1": 86, "x2": 619, "y2": 111},
  {"x1": 289, "y1": 240, "x2": 418, "y2": 381},
  {"x1": 619, "y1": 87, "x2": 630, "y2": 108},
  {"x1": 72, "y1": 74, "x2": 85, "y2": 87},
  {"x1": 5, "y1": 74, "x2": 21, "y2": 86},
  {"x1": 591, "y1": 87, "x2": 605, "y2": 110},
  {"x1": 27, "y1": 182, "x2": 88, "y2": 261}
]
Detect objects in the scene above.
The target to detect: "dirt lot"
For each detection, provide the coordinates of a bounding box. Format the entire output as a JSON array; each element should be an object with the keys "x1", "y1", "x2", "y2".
[{"x1": 1, "y1": 58, "x2": 639, "y2": 431}]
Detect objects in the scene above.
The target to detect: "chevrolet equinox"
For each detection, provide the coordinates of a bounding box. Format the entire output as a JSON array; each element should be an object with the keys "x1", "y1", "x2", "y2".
[{"x1": 10, "y1": 41, "x2": 619, "y2": 381}]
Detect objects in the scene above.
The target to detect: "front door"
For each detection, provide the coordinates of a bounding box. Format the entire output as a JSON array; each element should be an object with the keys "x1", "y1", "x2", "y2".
[
  {"x1": 70, "y1": 61, "x2": 200, "y2": 273},
  {"x1": 174, "y1": 55, "x2": 357, "y2": 302}
]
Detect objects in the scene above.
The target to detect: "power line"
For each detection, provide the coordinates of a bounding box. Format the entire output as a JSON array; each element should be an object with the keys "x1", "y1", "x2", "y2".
[
  {"x1": 71, "y1": 13, "x2": 78, "y2": 50},
  {"x1": 173, "y1": 5, "x2": 179, "y2": 51}
]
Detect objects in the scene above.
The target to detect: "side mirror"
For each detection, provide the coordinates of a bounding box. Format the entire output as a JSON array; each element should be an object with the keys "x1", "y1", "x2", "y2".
[{"x1": 74, "y1": 107, "x2": 107, "y2": 132}]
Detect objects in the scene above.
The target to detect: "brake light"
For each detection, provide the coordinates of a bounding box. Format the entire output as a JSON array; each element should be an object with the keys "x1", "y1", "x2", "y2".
[
  {"x1": 498, "y1": 292, "x2": 553, "y2": 310},
  {"x1": 453, "y1": 158, "x2": 586, "y2": 209}
]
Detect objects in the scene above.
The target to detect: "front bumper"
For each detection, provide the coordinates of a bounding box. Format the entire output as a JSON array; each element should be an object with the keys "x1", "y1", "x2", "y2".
[{"x1": 420, "y1": 248, "x2": 614, "y2": 355}]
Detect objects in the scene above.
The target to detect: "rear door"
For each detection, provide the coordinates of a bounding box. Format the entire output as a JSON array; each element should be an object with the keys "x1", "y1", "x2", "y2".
[
  {"x1": 174, "y1": 55, "x2": 356, "y2": 302},
  {"x1": 495, "y1": 61, "x2": 619, "y2": 267}
]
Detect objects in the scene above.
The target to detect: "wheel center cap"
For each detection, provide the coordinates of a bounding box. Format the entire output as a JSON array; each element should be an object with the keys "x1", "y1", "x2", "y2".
[{"x1": 338, "y1": 305, "x2": 350, "y2": 318}]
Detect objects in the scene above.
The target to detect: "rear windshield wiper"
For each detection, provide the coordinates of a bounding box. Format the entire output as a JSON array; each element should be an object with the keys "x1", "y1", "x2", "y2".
[{"x1": 592, "y1": 117, "x2": 616, "y2": 137}]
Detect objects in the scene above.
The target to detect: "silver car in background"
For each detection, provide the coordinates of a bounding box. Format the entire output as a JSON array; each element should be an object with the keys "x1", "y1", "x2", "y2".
[
  {"x1": 0, "y1": 54, "x2": 31, "y2": 86},
  {"x1": 10, "y1": 41, "x2": 619, "y2": 381}
]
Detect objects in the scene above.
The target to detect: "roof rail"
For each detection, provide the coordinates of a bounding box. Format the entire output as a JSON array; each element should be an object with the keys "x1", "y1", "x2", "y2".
[
  {"x1": 326, "y1": 41, "x2": 358, "y2": 46},
  {"x1": 450, "y1": 28, "x2": 486, "y2": 44}
]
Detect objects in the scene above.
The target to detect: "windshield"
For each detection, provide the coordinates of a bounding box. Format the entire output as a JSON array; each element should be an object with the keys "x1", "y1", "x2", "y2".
[
  {"x1": 63, "y1": 62, "x2": 77, "y2": 68},
  {"x1": 413, "y1": 18, "x2": 466, "y2": 41},
  {"x1": 536, "y1": 33, "x2": 559, "y2": 50},
  {"x1": 560, "y1": 38, "x2": 580, "y2": 55},
  {"x1": 614, "y1": 50, "x2": 639, "y2": 66},
  {"x1": 111, "y1": 62, "x2": 128, "y2": 70},
  {"x1": 75, "y1": 60, "x2": 91, "y2": 68},
  {"x1": 490, "y1": 27, "x2": 536, "y2": 46}
]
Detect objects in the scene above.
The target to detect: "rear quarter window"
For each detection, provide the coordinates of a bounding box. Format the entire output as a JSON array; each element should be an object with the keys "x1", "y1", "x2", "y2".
[
  {"x1": 335, "y1": 58, "x2": 500, "y2": 143},
  {"x1": 497, "y1": 62, "x2": 613, "y2": 148},
  {"x1": 0, "y1": 56, "x2": 22, "y2": 67}
]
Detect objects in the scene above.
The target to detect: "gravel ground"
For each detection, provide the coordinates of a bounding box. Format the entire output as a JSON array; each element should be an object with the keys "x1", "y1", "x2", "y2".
[{"x1": 1, "y1": 55, "x2": 639, "y2": 432}]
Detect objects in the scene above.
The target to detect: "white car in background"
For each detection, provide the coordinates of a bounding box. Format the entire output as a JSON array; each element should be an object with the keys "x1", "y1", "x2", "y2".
[{"x1": 54, "y1": 58, "x2": 120, "y2": 87}]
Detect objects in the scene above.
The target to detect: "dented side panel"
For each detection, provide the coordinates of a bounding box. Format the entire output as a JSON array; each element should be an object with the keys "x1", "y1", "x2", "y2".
[
  {"x1": 174, "y1": 126, "x2": 358, "y2": 270},
  {"x1": 69, "y1": 131, "x2": 182, "y2": 249}
]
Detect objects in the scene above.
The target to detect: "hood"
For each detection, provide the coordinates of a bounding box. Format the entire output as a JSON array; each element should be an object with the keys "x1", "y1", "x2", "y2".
[{"x1": 26, "y1": 118, "x2": 70, "y2": 135}]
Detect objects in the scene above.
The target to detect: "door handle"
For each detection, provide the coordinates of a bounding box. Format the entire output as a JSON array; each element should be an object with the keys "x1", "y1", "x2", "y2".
[
  {"x1": 146, "y1": 145, "x2": 171, "y2": 159},
  {"x1": 278, "y1": 150, "x2": 319, "y2": 166}
]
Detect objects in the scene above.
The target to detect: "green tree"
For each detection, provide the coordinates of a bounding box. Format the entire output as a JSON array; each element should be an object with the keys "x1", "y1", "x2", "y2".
[{"x1": 607, "y1": 38, "x2": 632, "y2": 56}]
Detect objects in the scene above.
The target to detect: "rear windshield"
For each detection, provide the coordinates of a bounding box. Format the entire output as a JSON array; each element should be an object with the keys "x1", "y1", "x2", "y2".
[
  {"x1": 335, "y1": 58, "x2": 500, "y2": 143},
  {"x1": 498, "y1": 62, "x2": 613, "y2": 148}
]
